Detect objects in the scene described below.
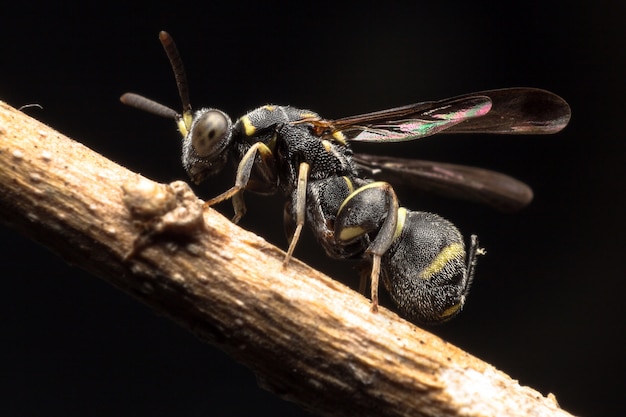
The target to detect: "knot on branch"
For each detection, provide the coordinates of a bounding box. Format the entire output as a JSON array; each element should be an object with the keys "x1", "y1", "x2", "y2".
[{"x1": 122, "y1": 178, "x2": 206, "y2": 257}]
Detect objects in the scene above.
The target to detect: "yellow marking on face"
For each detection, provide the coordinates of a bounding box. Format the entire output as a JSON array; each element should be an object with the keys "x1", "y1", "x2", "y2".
[
  {"x1": 183, "y1": 111, "x2": 193, "y2": 130},
  {"x1": 419, "y1": 243, "x2": 464, "y2": 280},
  {"x1": 176, "y1": 111, "x2": 194, "y2": 137},
  {"x1": 331, "y1": 131, "x2": 347, "y2": 145},
  {"x1": 321, "y1": 140, "x2": 332, "y2": 152},
  {"x1": 176, "y1": 119, "x2": 188, "y2": 137},
  {"x1": 241, "y1": 116, "x2": 256, "y2": 136}
]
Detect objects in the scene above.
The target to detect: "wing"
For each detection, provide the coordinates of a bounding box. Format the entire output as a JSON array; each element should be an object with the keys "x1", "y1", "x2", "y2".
[
  {"x1": 333, "y1": 87, "x2": 570, "y2": 142},
  {"x1": 443, "y1": 88, "x2": 571, "y2": 134},
  {"x1": 336, "y1": 96, "x2": 493, "y2": 142},
  {"x1": 353, "y1": 154, "x2": 533, "y2": 212}
]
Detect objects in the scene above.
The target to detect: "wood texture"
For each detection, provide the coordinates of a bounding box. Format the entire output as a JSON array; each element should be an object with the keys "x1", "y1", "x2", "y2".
[{"x1": 0, "y1": 101, "x2": 575, "y2": 417}]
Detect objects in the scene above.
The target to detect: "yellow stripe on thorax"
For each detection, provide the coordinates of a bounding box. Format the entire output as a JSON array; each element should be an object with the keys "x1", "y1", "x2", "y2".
[
  {"x1": 240, "y1": 116, "x2": 256, "y2": 136},
  {"x1": 331, "y1": 131, "x2": 347, "y2": 145}
]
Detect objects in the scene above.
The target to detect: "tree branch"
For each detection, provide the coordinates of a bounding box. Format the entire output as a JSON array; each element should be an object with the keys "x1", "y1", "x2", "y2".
[{"x1": 0, "y1": 101, "x2": 574, "y2": 417}]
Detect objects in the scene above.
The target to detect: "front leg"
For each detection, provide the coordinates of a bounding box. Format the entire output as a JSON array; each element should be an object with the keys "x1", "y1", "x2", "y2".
[{"x1": 205, "y1": 142, "x2": 277, "y2": 223}]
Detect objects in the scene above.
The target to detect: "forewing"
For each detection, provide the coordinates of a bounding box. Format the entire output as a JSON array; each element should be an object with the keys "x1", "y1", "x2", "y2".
[
  {"x1": 444, "y1": 88, "x2": 571, "y2": 134},
  {"x1": 354, "y1": 154, "x2": 533, "y2": 212},
  {"x1": 340, "y1": 96, "x2": 492, "y2": 142},
  {"x1": 339, "y1": 88, "x2": 569, "y2": 142}
]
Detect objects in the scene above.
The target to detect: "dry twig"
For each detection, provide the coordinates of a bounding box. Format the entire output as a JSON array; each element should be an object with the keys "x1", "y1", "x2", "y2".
[{"x1": 0, "y1": 101, "x2": 574, "y2": 417}]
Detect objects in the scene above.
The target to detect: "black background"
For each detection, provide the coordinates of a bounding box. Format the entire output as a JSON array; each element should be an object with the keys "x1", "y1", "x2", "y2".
[{"x1": 2, "y1": 2, "x2": 624, "y2": 416}]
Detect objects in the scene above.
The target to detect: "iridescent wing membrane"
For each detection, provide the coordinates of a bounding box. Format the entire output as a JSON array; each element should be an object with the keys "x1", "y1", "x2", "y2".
[{"x1": 317, "y1": 88, "x2": 571, "y2": 211}]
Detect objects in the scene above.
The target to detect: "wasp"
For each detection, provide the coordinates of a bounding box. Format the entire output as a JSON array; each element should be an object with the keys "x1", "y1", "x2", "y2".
[{"x1": 121, "y1": 32, "x2": 571, "y2": 324}]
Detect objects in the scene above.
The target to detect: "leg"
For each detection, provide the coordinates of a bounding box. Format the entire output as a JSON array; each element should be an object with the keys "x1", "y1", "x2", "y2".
[
  {"x1": 335, "y1": 181, "x2": 400, "y2": 312},
  {"x1": 283, "y1": 162, "x2": 310, "y2": 267},
  {"x1": 204, "y1": 142, "x2": 276, "y2": 223}
]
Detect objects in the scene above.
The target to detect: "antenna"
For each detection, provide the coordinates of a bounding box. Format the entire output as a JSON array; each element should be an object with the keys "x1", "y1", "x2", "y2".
[
  {"x1": 158, "y1": 31, "x2": 192, "y2": 115},
  {"x1": 120, "y1": 31, "x2": 194, "y2": 136},
  {"x1": 119, "y1": 93, "x2": 179, "y2": 119}
]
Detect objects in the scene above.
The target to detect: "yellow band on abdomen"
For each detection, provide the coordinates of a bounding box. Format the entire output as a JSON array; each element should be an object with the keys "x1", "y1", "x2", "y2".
[{"x1": 419, "y1": 243, "x2": 464, "y2": 280}]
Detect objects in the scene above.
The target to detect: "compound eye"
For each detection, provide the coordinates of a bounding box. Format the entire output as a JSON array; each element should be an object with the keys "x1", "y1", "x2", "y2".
[{"x1": 191, "y1": 110, "x2": 229, "y2": 157}]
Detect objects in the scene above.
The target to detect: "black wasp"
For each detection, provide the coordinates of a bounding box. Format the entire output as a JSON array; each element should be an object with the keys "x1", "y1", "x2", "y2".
[{"x1": 121, "y1": 32, "x2": 571, "y2": 324}]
